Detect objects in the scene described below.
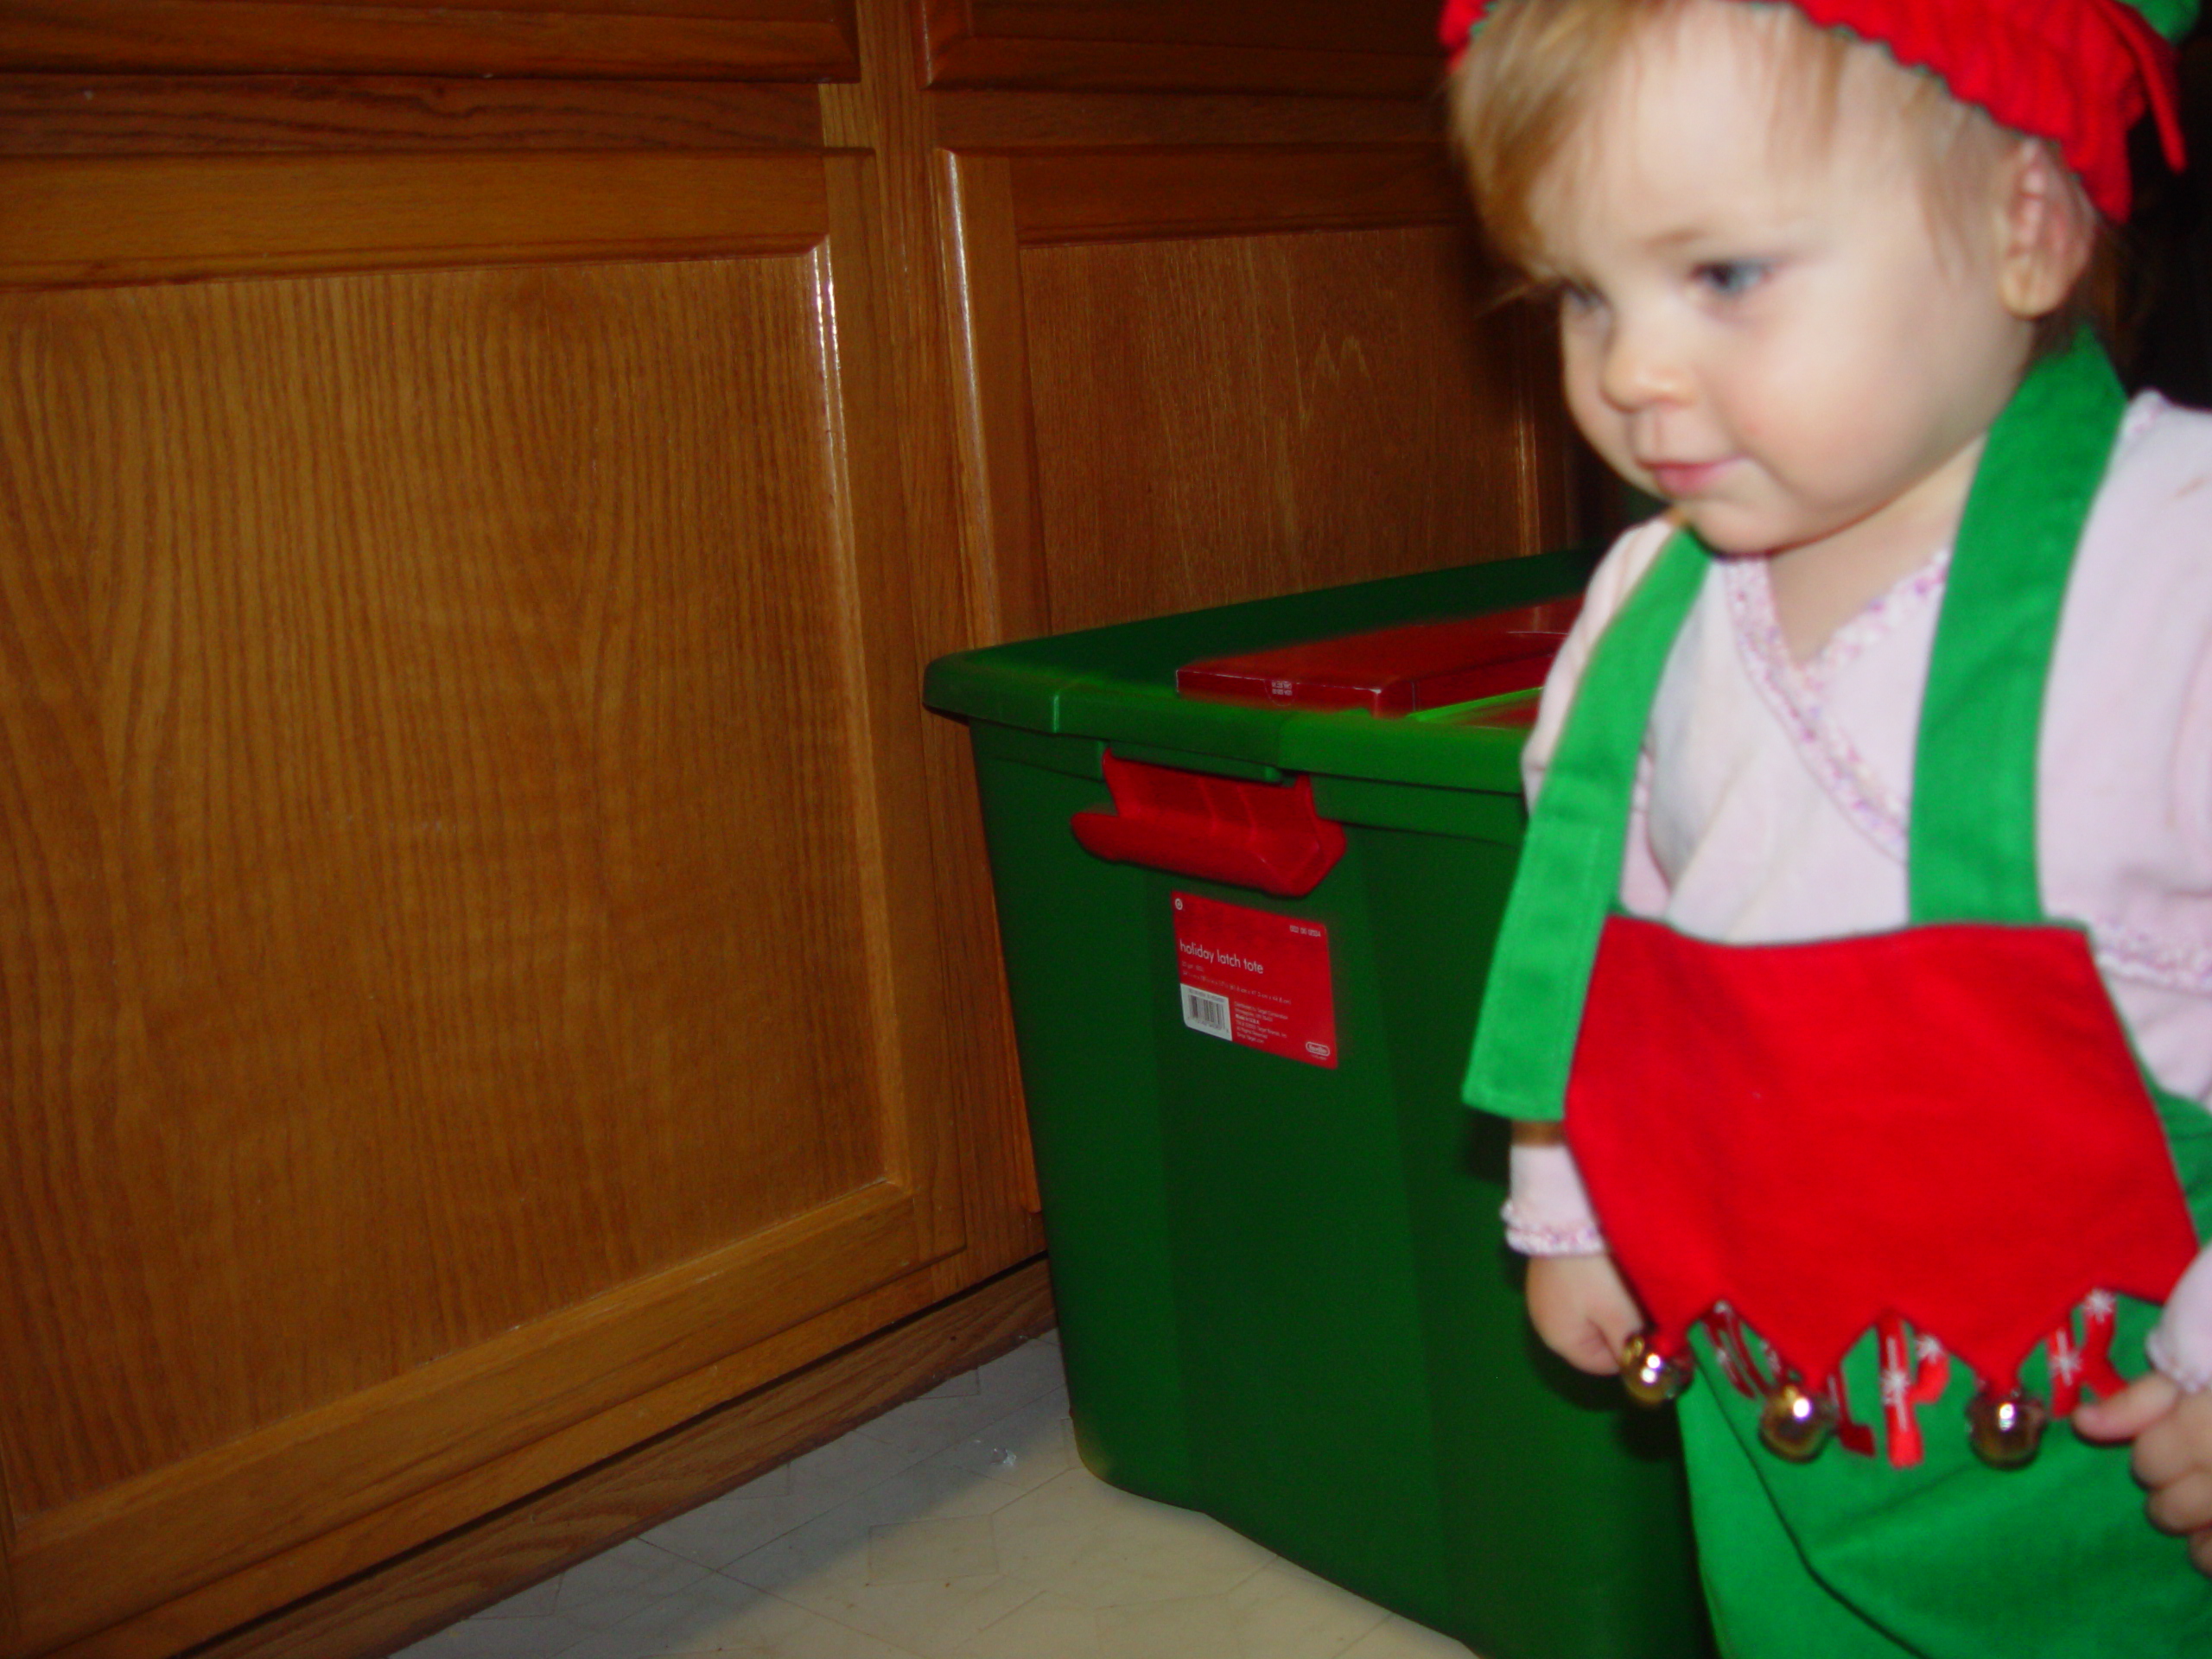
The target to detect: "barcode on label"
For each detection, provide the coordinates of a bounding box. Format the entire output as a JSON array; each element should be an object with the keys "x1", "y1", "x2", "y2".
[{"x1": 1180, "y1": 985, "x2": 1232, "y2": 1039}]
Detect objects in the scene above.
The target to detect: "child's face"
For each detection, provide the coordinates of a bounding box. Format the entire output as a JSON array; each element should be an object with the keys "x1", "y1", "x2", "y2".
[{"x1": 1527, "y1": 0, "x2": 2037, "y2": 560}]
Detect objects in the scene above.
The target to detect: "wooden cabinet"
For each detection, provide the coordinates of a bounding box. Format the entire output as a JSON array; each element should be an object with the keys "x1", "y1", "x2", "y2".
[
  {"x1": 0, "y1": 143, "x2": 976, "y2": 1658},
  {"x1": 0, "y1": 3, "x2": 1581, "y2": 1654},
  {"x1": 0, "y1": 1, "x2": 858, "y2": 78}
]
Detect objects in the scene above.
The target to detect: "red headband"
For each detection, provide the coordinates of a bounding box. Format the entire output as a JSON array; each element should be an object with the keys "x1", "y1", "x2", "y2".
[{"x1": 1438, "y1": 0, "x2": 2184, "y2": 219}]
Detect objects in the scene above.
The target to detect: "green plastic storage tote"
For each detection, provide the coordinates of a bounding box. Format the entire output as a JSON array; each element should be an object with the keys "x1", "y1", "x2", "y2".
[{"x1": 925, "y1": 550, "x2": 1713, "y2": 1659}]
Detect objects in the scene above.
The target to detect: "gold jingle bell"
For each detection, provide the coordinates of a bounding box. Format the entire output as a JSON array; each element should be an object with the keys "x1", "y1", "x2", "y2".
[
  {"x1": 1967, "y1": 1388, "x2": 2048, "y2": 1470},
  {"x1": 1758, "y1": 1380, "x2": 1837, "y2": 1462},
  {"x1": 1621, "y1": 1332, "x2": 1694, "y2": 1406}
]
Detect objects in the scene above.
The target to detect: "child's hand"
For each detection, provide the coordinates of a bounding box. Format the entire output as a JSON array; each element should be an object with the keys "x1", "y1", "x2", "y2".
[
  {"x1": 1525, "y1": 1251, "x2": 1644, "y2": 1376},
  {"x1": 2074, "y1": 1375, "x2": 2212, "y2": 1576}
]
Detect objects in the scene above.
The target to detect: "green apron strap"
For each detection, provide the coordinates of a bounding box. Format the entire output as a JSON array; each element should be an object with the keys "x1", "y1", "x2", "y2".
[
  {"x1": 1462, "y1": 528, "x2": 1707, "y2": 1120},
  {"x1": 1464, "y1": 330, "x2": 2130, "y2": 1122},
  {"x1": 1910, "y1": 330, "x2": 2126, "y2": 924}
]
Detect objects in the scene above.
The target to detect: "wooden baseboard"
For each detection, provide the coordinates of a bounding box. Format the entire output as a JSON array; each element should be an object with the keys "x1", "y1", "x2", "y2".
[{"x1": 165, "y1": 1257, "x2": 1054, "y2": 1659}]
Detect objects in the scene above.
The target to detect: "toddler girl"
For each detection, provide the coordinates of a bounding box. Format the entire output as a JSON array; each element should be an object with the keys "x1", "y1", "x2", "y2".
[{"x1": 1446, "y1": 0, "x2": 2212, "y2": 1649}]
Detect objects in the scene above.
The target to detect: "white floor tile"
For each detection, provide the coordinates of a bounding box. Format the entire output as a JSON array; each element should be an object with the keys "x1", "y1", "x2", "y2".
[
  {"x1": 645, "y1": 1482, "x2": 837, "y2": 1574},
  {"x1": 736, "y1": 1461, "x2": 798, "y2": 1498},
  {"x1": 554, "y1": 1540, "x2": 719, "y2": 1631},
  {"x1": 850, "y1": 1340, "x2": 1068, "y2": 1464},
  {"x1": 973, "y1": 1336, "x2": 1067, "y2": 1400},
  {"x1": 1220, "y1": 1560, "x2": 1395, "y2": 1657},
  {"x1": 786, "y1": 1425, "x2": 933, "y2": 1508},
  {"x1": 866, "y1": 1516, "x2": 998, "y2": 1586},
  {"x1": 988, "y1": 1468, "x2": 1274, "y2": 1611},
  {"x1": 1092, "y1": 1593, "x2": 1246, "y2": 1658},
  {"x1": 728, "y1": 1463, "x2": 1046, "y2": 1656},
  {"x1": 952, "y1": 1590, "x2": 1102, "y2": 1659},
  {"x1": 1340, "y1": 1613, "x2": 1479, "y2": 1657},
  {"x1": 554, "y1": 1573, "x2": 768, "y2": 1658},
  {"x1": 563, "y1": 1575, "x2": 927, "y2": 1658},
  {"x1": 400, "y1": 1329, "x2": 1484, "y2": 1659},
  {"x1": 475, "y1": 1575, "x2": 563, "y2": 1618},
  {"x1": 396, "y1": 1605, "x2": 604, "y2": 1658},
  {"x1": 647, "y1": 1424, "x2": 949, "y2": 1575},
  {"x1": 732, "y1": 1556, "x2": 1042, "y2": 1659},
  {"x1": 920, "y1": 1388, "x2": 1077, "y2": 1496}
]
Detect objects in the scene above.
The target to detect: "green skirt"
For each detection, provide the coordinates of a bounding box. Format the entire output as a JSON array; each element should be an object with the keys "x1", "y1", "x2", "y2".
[{"x1": 1679, "y1": 1097, "x2": 2212, "y2": 1657}]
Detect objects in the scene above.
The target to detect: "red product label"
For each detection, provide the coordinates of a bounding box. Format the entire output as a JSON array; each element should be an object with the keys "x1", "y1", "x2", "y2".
[{"x1": 1172, "y1": 891, "x2": 1338, "y2": 1068}]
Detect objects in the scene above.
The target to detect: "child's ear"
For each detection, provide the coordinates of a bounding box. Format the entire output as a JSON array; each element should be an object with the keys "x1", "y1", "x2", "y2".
[{"x1": 1994, "y1": 140, "x2": 2094, "y2": 320}]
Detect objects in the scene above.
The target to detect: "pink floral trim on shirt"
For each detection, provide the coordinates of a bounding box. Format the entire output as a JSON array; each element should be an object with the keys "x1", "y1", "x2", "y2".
[
  {"x1": 1798, "y1": 555, "x2": 1950, "y2": 690},
  {"x1": 1501, "y1": 1201, "x2": 1609, "y2": 1257},
  {"x1": 2090, "y1": 919, "x2": 2212, "y2": 996},
  {"x1": 1720, "y1": 550, "x2": 1950, "y2": 864}
]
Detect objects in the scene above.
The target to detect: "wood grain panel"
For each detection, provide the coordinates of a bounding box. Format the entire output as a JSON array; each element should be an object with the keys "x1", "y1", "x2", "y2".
[
  {"x1": 946, "y1": 145, "x2": 1571, "y2": 641},
  {"x1": 1020, "y1": 226, "x2": 1551, "y2": 632},
  {"x1": 0, "y1": 147, "x2": 960, "y2": 1651},
  {"x1": 1005, "y1": 144, "x2": 1467, "y2": 245},
  {"x1": 0, "y1": 75, "x2": 822, "y2": 156},
  {"x1": 925, "y1": 0, "x2": 1440, "y2": 98},
  {"x1": 0, "y1": 0, "x2": 858, "y2": 79},
  {"x1": 964, "y1": 0, "x2": 1433, "y2": 53},
  {"x1": 0, "y1": 257, "x2": 874, "y2": 1516},
  {"x1": 0, "y1": 150, "x2": 830, "y2": 288},
  {"x1": 931, "y1": 89, "x2": 1440, "y2": 152}
]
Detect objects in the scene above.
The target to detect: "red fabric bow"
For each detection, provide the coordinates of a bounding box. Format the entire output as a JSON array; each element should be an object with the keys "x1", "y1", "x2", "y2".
[
  {"x1": 1437, "y1": 0, "x2": 2183, "y2": 220},
  {"x1": 1438, "y1": 0, "x2": 1487, "y2": 59}
]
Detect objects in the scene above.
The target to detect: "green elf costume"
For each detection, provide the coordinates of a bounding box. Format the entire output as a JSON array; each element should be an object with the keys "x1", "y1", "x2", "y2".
[{"x1": 1442, "y1": 0, "x2": 2212, "y2": 1652}]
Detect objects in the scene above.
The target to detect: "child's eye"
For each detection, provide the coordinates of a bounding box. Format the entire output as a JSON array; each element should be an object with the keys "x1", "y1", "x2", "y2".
[
  {"x1": 1543, "y1": 278, "x2": 1601, "y2": 316},
  {"x1": 1694, "y1": 260, "x2": 1769, "y2": 300}
]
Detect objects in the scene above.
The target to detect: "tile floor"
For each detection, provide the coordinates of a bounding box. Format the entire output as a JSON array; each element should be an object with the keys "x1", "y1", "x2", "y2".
[{"x1": 395, "y1": 1330, "x2": 1476, "y2": 1659}]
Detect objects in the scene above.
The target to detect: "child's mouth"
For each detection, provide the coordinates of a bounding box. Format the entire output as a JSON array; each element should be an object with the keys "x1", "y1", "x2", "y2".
[{"x1": 1646, "y1": 459, "x2": 1732, "y2": 498}]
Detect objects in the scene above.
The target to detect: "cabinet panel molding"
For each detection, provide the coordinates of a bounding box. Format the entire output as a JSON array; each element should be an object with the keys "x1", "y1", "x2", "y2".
[
  {"x1": 0, "y1": 0, "x2": 859, "y2": 79},
  {"x1": 942, "y1": 151, "x2": 1052, "y2": 644},
  {"x1": 14, "y1": 1189, "x2": 924, "y2": 1653},
  {"x1": 39, "y1": 1255, "x2": 1015, "y2": 1659},
  {"x1": 924, "y1": 0, "x2": 1440, "y2": 98},
  {"x1": 0, "y1": 146, "x2": 961, "y2": 1655},
  {"x1": 54, "y1": 1263, "x2": 1053, "y2": 1659},
  {"x1": 0, "y1": 149, "x2": 831, "y2": 287},
  {"x1": 0, "y1": 76, "x2": 823, "y2": 157}
]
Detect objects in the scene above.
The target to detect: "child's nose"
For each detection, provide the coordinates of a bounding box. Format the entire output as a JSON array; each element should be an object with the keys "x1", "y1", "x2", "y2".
[{"x1": 1599, "y1": 314, "x2": 1689, "y2": 411}]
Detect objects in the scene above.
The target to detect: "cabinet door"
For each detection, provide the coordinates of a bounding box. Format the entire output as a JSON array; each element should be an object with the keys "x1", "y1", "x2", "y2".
[
  {"x1": 944, "y1": 143, "x2": 1572, "y2": 640},
  {"x1": 0, "y1": 148, "x2": 960, "y2": 1656}
]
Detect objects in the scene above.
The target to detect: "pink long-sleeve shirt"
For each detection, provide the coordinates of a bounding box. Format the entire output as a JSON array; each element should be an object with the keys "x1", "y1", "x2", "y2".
[{"x1": 1506, "y1": 392, "x2": 2212, "y2": 1389}]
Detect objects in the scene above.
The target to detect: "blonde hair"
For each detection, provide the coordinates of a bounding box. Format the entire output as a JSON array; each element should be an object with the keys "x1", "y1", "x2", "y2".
[{"x1": 1447, "y1": 0, "x2": 2104, "y2": 347}]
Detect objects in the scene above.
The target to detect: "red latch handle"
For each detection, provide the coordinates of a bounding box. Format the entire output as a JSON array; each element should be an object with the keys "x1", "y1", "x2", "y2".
[{"x1": 1070, "y1": 752, "x2": 1346, "y2": 898}]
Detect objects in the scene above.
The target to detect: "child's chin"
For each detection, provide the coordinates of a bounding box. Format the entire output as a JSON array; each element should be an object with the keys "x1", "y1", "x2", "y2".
[{"x1": 1674, "y1": 509, "x2": 1778, "y2": 558}]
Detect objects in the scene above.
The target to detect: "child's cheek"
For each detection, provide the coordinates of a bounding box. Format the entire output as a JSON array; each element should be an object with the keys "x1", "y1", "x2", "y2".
[{"x1": 1560, "y1": 359, "x2": 1630, "y2": 474}]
